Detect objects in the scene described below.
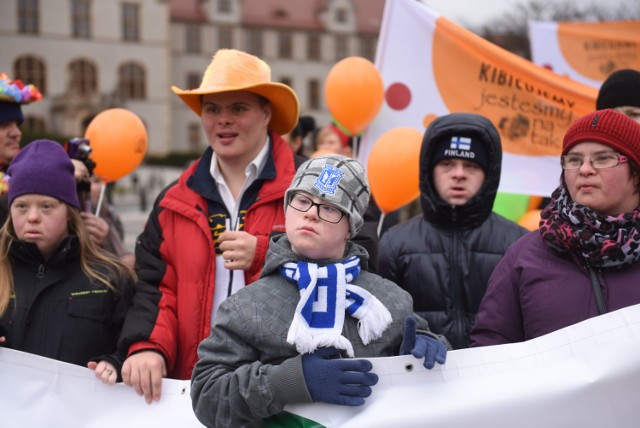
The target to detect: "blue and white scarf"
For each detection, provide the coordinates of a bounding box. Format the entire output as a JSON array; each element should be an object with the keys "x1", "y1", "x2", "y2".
[{"x1": 280, "y1": 256, "x2": 392, "y2": 357}]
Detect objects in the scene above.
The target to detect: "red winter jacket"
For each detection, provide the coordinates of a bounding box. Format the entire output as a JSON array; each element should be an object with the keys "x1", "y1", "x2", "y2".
[{"x1": 119, "y1": 134, "x2": 297, "y2": 379}]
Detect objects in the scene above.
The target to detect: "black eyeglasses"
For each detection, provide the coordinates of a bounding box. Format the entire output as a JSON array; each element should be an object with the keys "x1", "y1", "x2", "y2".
[
  {"x1": 287, "y1": 193, "x2": 345, "y2": 224},
  {"x1": 561, "y1": 153, "x2": 628, "y2": 170}
]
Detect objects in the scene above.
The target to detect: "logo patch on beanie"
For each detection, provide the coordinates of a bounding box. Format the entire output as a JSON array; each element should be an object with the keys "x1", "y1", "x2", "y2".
[
  {"x1": 443, "y1": 136, "x2": 475, "y2": 160},
  {"x1": 314, "y1": 164, "x2": 344, "y2": 195}
]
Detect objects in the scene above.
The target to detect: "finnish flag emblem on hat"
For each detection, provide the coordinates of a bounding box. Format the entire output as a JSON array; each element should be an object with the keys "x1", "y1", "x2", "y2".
[
  {"x1": 450, "y1": 136, "x2": 471, "y2": 151},
  {"x1": 314, "y1": 164, "x2": 344, "y2": 195}
]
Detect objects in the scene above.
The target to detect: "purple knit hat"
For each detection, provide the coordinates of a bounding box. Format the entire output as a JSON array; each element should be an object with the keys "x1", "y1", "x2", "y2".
[{"x1": 8, "y1": 139, "x2": 80, "y2": 208}]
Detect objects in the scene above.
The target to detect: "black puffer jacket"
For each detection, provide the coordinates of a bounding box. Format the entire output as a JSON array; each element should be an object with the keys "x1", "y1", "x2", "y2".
[
  {"x1": 0, "y1": 236, "x2": 134, "y2": 370},
  {"x1": 378, "y1": 113, "x2": 528, "y2": 349}
]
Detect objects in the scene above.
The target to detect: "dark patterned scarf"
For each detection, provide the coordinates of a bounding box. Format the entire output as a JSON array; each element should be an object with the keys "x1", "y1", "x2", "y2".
[{"x1": 539, "y1": 186, "x2": 640, "y2": 269}]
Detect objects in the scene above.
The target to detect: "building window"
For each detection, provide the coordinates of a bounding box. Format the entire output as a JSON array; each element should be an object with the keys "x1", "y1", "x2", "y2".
[
  {"x1": 308, "y1": 79, "x2": 320, "y2": 110},
  {"x1": 218, "y1": 0, "x2": 232, "y2": 13},
  {"x1": 280, "y1": 77, "x2": 293, "y2": 90},
  {"x1": 185, "y1": 25, "x2": 201, "y2": 53},
  {"x1": 118, "y1": 62, "x2": 146, "y2": 100},
  {"x1": 335, "y1": 35, "x2": 348, "y2": 61},
  {"x1": 359, "y1": 37, "x2": 377, "y2": 61},
  {"x1": 335, "y1": 8, "x2": 347, "y2": 24},
  {"x1": 307, "y1": 33, "x2": 321, "y2": 61},
  {"x1": 13, "y1": 56, "x2": 46, "y2": 95},
  {"x1": 186, "y1": 72, "x2": 200, "y2": 90},
  {"x1": 245, "y1": 30, "x2": 263, "y2": 57},
  {"x1": 278, "y1": 31, "x2": 293, "y2": 59},
  {"x1": 122, "y1": 3, "x2": 140, "y2": 42},
  {"x1": 69, "y1": 59, "x2": 97, "y2": 96},
  {"x1": 71, "y1": 0, "x2": 91, "y2": 38},
  {"x1": 18, "y1": 0, "x2": 39, "y2": 34},
  {"x1": 218, "y1": 27, "x2": 233, "y2": 49},
  {"x1": 24, "y1": 116, "x2": 46, "y2": 133},
  {"x1": 188, "y1": 123, "x2": 201, "y2": 151}
]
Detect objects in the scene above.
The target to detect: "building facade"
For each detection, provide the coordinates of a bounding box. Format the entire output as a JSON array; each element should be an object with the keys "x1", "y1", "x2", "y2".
[{"x1": 0, "y1": 0, "x2": 384, "y2": 155}]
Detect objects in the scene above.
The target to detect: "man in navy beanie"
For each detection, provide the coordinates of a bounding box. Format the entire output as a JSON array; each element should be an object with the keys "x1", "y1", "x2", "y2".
[
  {"x1": 378, "y1": 112, "x2": 528, "y2": 349},
  {"x1": 0, "y1": 73, "x2": 42, "y2": 223},
  {"x1": 0, "y1": 73, "x2": 42, "y2": 179},
  {"x1": 596, "y1": 69, "x2": 640, "y2": 124}
]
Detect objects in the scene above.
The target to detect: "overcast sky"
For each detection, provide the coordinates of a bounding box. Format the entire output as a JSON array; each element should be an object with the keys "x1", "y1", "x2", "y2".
[
  {"x1": 418, "y1": 0, "x2": 637, "y2": 27},
  {"x1": 419, "y1": 0, "x2": 529, "y2": 27}
]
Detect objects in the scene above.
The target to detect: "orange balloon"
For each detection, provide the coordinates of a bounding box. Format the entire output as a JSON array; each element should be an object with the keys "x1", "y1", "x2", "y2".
[
  {"x1": 84, "y1": 108, "x2": 148, "y2": 183},
  {"x1": 518, "y1": 209, "x2": 543, "y2": 231},
  {"x1": 310, "y1": 148, "x2": 341, "y2": 158},
  {"x1": 325, "y1": 57, "x2": 384, "y2": 135},
  {"x1": 528, "y1": 195, "x2": 544, "y2": 211},
  {"x1": 367, "y1": 127, "x2": 422, "y2": 213}
]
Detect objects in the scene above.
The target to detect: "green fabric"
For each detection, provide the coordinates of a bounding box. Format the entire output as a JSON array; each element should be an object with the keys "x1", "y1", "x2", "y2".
[{"x1": 264, "y1": 411, "x2": 325, "y2": 428}]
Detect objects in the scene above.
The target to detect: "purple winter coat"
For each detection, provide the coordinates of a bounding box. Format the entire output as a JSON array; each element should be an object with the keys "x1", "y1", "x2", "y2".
[{"x1": 470, "y1": 230, "x2": 640, "y2": 346}]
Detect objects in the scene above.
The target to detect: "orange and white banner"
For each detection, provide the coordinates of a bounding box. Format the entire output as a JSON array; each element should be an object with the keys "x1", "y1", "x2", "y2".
[
  {"x1": 529, "y1": 20, "x2": 640, "y2": 87},
  {"x1": 358, "y1": 0, "x2": 598, "y2": 197}
]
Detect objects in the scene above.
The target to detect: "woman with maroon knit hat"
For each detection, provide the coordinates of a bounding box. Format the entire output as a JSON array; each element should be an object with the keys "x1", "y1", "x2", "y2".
[
  {"x1": 471, "y1": 109, "x2": 640, "y2": 346},
  {"x1": 0, "y1": 139, "x2": 136, "y2": 384}
]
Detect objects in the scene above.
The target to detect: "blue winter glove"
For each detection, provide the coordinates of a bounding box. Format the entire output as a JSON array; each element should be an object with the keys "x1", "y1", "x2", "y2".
[
  {"x1": 301, "y1": 347, "x2": 379, "y2": 406},
  {"x1": 400, "y1": 316, "x2": 447, "y2": 369}
]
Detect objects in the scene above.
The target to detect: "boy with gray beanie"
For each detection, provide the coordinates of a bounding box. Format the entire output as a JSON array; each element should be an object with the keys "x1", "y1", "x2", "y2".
[{"x1": 191, "y1": 154, "x2": 449, "y2": 428}]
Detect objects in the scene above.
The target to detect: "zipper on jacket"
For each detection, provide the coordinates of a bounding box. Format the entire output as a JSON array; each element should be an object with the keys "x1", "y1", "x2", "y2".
[
  {"x1": 37, "y1": 264, "x2": 45, "y2": 279},
  {"x1": 449, "y1": 206, "x2": 465, "y2": 349},
  {"x1": 587, "y1": 265, "x2": 607, "y2": 315}
]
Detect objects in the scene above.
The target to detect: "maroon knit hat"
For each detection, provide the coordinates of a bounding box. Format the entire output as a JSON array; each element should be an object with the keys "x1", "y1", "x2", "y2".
[
  {"x1": 8, "y1": 139, "x2": 80, "y2": 208},
  {"x1": 562, "y1": 109, "x2": 640, "y2": 166}
]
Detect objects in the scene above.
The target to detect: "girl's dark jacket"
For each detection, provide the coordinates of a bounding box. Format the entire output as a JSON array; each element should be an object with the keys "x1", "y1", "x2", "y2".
[
  {"x1": 378, "y1": 113, "x2": 528, "y2": 349},
  {"x1": 0, "y1": 236, "x2": 134, "y2": 372}
]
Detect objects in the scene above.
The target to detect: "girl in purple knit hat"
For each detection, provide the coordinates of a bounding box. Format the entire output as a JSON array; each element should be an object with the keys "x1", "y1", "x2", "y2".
[{"x1": 0, "y1": 139, "x2": 136, "y2": 384}]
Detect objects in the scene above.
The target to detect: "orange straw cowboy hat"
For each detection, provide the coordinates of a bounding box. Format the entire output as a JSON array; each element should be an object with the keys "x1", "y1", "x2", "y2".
[{"x1": 171, "y1": 49, "x2": 299, "y2": 135}]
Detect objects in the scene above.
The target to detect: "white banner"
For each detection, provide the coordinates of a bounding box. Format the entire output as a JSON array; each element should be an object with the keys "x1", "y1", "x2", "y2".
[
  {"x1": 285, "y1": 303, "x2": 640, "y2": 427},
  {"x1": 359, "y1": 0, "x2": 599, "y2": 197},
  {"x1": 2, "y1": 303, "x2": 640, "y2": 427},
  {"x1": 0, "y1": 348, "x2": 203, "y2": 427}
]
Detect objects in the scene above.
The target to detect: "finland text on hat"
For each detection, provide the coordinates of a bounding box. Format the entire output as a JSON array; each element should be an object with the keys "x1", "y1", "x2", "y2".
[
  {"x1": 429, "y1": 135, "x2": 490, "y2": 173},
  {"x1": 171, "y1": 49, "x2": 299, "y2": 135}
]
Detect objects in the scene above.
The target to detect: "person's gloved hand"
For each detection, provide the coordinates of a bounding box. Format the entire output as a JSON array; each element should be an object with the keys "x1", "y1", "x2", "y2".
[
  {"x1": 302, "y1": 347, "x2": 378, "y2": 406},
  {"x1": 400, "y1": 316, "x2": 447, "y2": 369}
]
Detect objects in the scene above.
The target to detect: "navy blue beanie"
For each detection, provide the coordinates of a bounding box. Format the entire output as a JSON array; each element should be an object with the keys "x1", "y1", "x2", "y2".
[
  {"x1": 428, "y1": 134, "x2": 490, "y2": 173},
  {"x1": 596, "y1": 69, "x2": 640, "y2": 110},
  {"x1": 0, "y1": 101, "x2": 24, "y2": 125},
  {"x1": 8, "y1": 139, "x2": 80, "y2": 208}
]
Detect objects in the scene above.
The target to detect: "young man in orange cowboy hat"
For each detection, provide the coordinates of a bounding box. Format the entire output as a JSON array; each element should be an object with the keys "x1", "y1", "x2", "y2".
[{"x1": 118, "y1": 49, "x2": 301, "y2": 403}]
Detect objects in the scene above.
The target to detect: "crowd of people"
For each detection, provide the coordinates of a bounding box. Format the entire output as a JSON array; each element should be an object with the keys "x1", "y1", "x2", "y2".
[{"x1": 2, "y1": 50, "x2": 640, "y2": 427}]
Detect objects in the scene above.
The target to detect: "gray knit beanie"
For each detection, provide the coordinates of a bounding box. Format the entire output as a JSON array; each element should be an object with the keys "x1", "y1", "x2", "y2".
[{"x1": 285, "y1": 154, "x2": 370, "y2": 237}]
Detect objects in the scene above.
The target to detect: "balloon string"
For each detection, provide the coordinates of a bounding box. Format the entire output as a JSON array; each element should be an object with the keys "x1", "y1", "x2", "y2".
[
  {"x1": 95, "y1": 182, "x2": 106, "y2": 217},
  {"x1": 376, "y1": 212, "x2": 386, "y2": 238},
  {"x1": 352, "y1": 135, "x2": 360, "y2": 159}
]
